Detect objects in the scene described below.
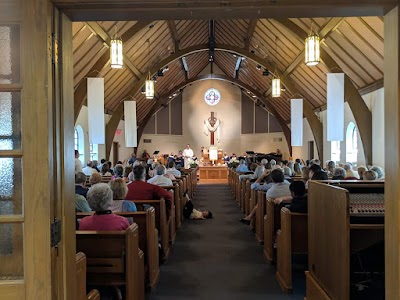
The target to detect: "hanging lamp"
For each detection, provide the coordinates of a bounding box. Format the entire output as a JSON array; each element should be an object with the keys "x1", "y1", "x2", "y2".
[
  {"x1": 305, "y1": 22, "x2": 320, "y2": 66},
  {"x1": 110, "y1": 27, "x2": 123, "y2": 68},
  {"x1": 271, "y1": 36, "x2": 281, "y2": 98},
  {"x1": 272, "y1": 77, "x2": 281, "y2": 98},
  {"x1": 145, "y1": 39, "x2": 155, "y2": 99}
]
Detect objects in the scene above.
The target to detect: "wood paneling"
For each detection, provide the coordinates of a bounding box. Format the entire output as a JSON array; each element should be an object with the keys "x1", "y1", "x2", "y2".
[
  {"x1": 384, "y1": 6, "x2": 400, "y2": 299},
  {"x1": 241, "y1": 92, "x2": 254, "y2": 134},
  {"x1": 170, "y1": 94, "x2": 182, "y2": 135}
]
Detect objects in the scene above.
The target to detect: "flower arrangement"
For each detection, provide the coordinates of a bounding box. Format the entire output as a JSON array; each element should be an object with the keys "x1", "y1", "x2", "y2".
[
  {"x1": 228, "y1": 157, "x2": 239, "y2": 169},
  {"x1": 188, "y1": 157, "x2": 199, "y2": 168}
]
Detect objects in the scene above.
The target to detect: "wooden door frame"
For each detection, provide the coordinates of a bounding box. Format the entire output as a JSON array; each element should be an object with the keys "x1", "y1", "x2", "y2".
[{"x1": 47, "y1": 1, "x2": 399, "y2": 298}]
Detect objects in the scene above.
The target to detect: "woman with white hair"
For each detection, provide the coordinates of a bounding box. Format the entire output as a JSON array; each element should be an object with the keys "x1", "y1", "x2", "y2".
[
  {"x1": 79, "y1": 183, "x2": 129, "y2": 231},
  {"x1": 236, "y1": 159, "x2": 250, "y2": 173}
]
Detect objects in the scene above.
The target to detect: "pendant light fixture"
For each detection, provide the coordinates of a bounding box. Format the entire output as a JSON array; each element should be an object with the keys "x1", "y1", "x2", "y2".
[
  {"x1": 272, "y1": 78, "x2": 281, "y2": 98},
  {"x1": 110, "y1": 26, "x2": 123, "y2": 68},
  {"x1": 145, "y1": 39, "x2": 154, "y2": 99},
  {"x1": 305, "y1": 22, "x2": 320, "y2": 66},
  {"x1": 272, "y1": 36, "x2": 281, "y2": 98}
]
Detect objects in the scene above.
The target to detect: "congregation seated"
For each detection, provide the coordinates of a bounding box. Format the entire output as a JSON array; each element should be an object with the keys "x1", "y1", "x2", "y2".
[
  {"x1": 293, "y1": 162, "x2": 302, "y2": 176},
  {"x1": 332, "y1": 167, "x2": 346, "y2": 180},
  {"x1": 75, "y1": 194, "x2": 91, "y2": 212},
  {"x1": 79, "y1": 183, "x2": 130, "y2": 231},
  {"x1": 126, "y1": 165, "x2": 172, "y2": 216},
  {"x1": 325, "y1": 160, "x2": 336, "y2": 176},
  {"x1": 123, "y1": 165, "x2": 132, "y2": 181},
  {"x1": 236, "y1": 159, "x2": 250, "y2": 173},
  {"x1": 100, "y1": 163, "x2": 112, "y2": 176},
  {"x1": 166, "y1": 161, "x2": 181, "y2": 177},
  {"x1": 310, "y1": 170, "x2": 328, "y2": 181},
  {"x1": 82, "y1": 160, "x2": 98, "y2": 176},
  {"x1": 363, "y1": 170, "x2": 378, "y2": 180},
  {"x1": 89, "y1": 172, "x2": 102, "y2": 185},
  {"x1": 75, "y1": 172, "x2": 89, "y2": 198},
  {"x1": 343, "y1": 162, "x2": 360, "y2": 179},
  {"x1": 357, "y1": 166, "x2": 367, "y2": 179},
  {"x1": 274, "y1": 181, "x2": 308, "y2": 213},
  {"x1": 240, "y1": 169, "x2": 291, "y2": 224},
  {"x1": 147, "y1": 165, "x2": 173, "y2": 187},
  {"x1": 370, "y1": 165, "x2": 384, "y2": 179},
  {"x1": 282, "y1": 166, "x2": 293, "y2": 181},
  {"x1": 239, "y1": 163, "x2": 265, "y2": 182},
  {"x1": 113, "y1": 164, "x2": 124, "y2": 179},
  {"x1": 109, "y1": 178, "x2": 137, "y2": 212}
]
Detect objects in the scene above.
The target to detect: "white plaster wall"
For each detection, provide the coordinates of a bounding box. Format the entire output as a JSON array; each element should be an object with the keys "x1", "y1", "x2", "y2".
[
  {"x1": 75, "y1": 106, "x2": 133, "y2": 165},
  {"x1": 363, "y1": 88, "x2": 384, "y2": 167},
  {"x1": 291, "y1": 117, "x2": 318, "y2": 161},
  {"x1": 138, "y1": 63, "x2": 290, "y2": 159},
  {"x1": 294, "y1": 88, "x2": 384, "y2": 168}
]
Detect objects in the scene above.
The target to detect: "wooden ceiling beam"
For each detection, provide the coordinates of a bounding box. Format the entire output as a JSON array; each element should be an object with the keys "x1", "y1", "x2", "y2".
[
  {"x1": 167, "y1": 20, "x2": 188, "y2": 80},
  {"x1": 264, "y1": 17, "x2": 344, "y2": 97},
  {"x1": 54, "y1": 1, "x2": 397, "y2": 21},
  {"x1": 244, "y1": 20, "x2": 257, "y2": 50},
  {"x1": 74, "y1": 20, "x2": 151, "y2": 123},
  {"x1": 86, "y1": 21, "x2": 142, "y2": 78},
  {"x1": 275, "y1": 19, "x2": 373, "y2": 165},
  {"x1": 105, "y1": 43, "x2": 322, "y2": 160}
]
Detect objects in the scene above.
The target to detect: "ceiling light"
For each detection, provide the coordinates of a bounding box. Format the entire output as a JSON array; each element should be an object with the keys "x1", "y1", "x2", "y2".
[
  {"x1": 272, "y1": 78, "x2": 281, "y2": 98},
  {"x1": 305, "y1": 23, "x2": 320, "y2": 66},
  {"x1": 281, "y1": 86, "x2": 286, "y2": 92},
  {"x1": 110, "y1": 28, "x2": 123, "y2": 69},
  {"x1": 256, "y1": 65, "x2": 262, "y2": 71},
  {"x1": 157, "y1": 70, "x2": 164, "y2": 76}
]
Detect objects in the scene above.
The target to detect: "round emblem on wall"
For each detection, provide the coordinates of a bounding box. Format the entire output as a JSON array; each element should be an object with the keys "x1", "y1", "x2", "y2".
[{"x1": 204, "y1": 88, "x2": 221, "y2": 106}]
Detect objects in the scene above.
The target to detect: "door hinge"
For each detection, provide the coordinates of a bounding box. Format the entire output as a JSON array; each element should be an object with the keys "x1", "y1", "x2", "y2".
[
  {"x1": 51, "y1": 218, "x2": 62, "y2": 248},
  {"x1": 51, "y1": 33, "x2": 59, "y2": 64}
]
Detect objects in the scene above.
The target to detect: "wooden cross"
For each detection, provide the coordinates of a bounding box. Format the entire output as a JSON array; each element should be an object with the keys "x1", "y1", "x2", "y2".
[{"x1": 208, "y1": 111, "x2": 217, "y2": 145}]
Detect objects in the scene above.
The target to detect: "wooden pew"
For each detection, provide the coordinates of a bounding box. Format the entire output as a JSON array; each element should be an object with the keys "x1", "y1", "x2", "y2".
[
  {"x1": 263, "y1": 198, "x2": 278, "y2": 262},
  {"x1": 249, "y1": 188, "x2": 257, "y2": 229},
  {"x1": 244, "y1": 179, "x2": 252, "y2": 215},
  {"x1": 77, "y1": 209, "x2": 159, "y2": 289},
  {"x1": 160, "y1": 185, "x2": 178, "y2": 243},
  {"x1": 275, "y1": 208, "x2": 308, "y2": 293},
  {"x1": 76, "y1": 224, "x2": 145, "y2": 300},
  {"x1": 132, "y1": 199, "x2": 170, "y2": 260},
  {"x1": 76, "y1": 252, "x2": 101, "y2": 300},
  {"x1": 255, "y1": 190, "x2": 266, "y2": 244},
  {"x1": 171, "y1": 180, "x2": 183, "y2": 229},
  {"x1": 305, "y1": 182, "x2": 384, "y2": 300}
]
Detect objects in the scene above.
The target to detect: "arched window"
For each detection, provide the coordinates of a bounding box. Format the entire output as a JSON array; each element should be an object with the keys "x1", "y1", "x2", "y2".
[
  {"x1": 89, "y1": 143, "x2": 98, "y2": 161},
  {"x1": 331, "y1": 141, "x2": 341, "y2": 163},
  {"x1": 74, "y1": 129, "x2": 79, "y2": 151},
  {"x1": 346, "y1": 122, "x2": 358, "y2": 163},
  {"x1": 74, "y1": 125, "x2": 85, "y2": 165}
]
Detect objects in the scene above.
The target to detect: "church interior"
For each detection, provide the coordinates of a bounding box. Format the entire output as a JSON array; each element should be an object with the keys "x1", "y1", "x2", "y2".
[{"x1": 1, "y1": 1, "x2": 400, "y2": 299}]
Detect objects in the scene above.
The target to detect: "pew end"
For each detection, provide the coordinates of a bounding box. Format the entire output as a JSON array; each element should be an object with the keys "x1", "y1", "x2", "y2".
[
  {"x1": 76, "y1": 224, "x2": 145, "y2": 300},
  {"x1": 276, "y1": 207, "x2": 308, "y2": 294},
  {"x1": 76, "y1": 252, "x2": 101, "y2": 300}
]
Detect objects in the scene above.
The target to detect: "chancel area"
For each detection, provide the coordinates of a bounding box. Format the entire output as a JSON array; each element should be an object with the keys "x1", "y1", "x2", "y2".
[{"x1": 2, "y1": 1, "x2": 400, "y2": 300}]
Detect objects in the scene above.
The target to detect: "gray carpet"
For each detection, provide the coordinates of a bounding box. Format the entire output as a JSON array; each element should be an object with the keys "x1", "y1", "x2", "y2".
[{"x1": 149, "y1": 183, "x2": 305, "y2": 300}]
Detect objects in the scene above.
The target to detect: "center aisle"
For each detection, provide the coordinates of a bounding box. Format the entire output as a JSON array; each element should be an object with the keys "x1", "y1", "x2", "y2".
[{"x1": 150, "y1": 183, "x2": 304, "y2": 300}]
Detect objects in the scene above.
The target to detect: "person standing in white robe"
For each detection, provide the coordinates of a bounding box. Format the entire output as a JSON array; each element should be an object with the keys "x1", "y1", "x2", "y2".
[{"x1": 182, "y1": 144, "x2": 194, "y2": 169}]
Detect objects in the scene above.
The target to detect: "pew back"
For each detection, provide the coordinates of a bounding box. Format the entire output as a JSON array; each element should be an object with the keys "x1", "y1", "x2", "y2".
[{"x1": 76, "y1": 224, "x2": 144, "y2": 300}]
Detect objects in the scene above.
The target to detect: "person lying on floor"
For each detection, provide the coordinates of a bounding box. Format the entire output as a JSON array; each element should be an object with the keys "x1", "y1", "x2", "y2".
[{"x1": 183, "y1": 200, "x2": 213, "y2": 220}]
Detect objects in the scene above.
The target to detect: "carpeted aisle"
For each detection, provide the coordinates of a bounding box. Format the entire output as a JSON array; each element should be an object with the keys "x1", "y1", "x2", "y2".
[{"x1": 150, "y1": 183, "x2": 304, "y2": 300}]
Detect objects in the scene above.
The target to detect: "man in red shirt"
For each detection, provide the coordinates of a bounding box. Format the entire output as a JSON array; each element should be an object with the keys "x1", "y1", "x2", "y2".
[{"x1": 126, "y1": 164, "x2": 172, "y2": 216}]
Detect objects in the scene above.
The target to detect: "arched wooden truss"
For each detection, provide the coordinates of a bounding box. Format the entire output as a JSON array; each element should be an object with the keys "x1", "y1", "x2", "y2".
[{"x1": 104, "y1": 44, "x2": 323, "y2": 160}]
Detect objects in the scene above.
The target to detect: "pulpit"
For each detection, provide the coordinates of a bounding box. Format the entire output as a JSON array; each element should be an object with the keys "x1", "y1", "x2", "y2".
[{"x1": 201, "y1": 147, "x2": 224, "y2": 165}]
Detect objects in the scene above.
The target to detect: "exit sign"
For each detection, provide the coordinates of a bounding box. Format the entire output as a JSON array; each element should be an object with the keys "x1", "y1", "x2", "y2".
[{"x1": 115, "y1": 129, "x2": 122, "y2": 136}]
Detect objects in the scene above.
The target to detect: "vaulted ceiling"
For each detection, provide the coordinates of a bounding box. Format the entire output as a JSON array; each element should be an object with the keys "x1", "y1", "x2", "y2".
[{"x1": 72, "y1": 17, "x2": 384, "y2": 126}]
